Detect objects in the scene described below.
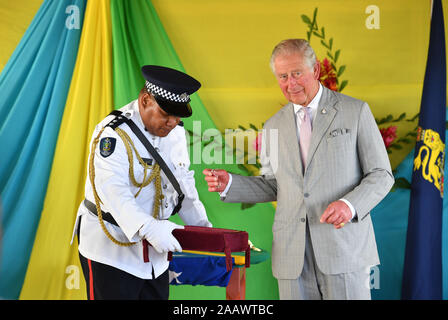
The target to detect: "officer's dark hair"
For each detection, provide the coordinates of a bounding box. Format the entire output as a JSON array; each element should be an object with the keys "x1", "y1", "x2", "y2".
[{"x1": 139, "y1": 86, "x2": 156, "y2": 101}]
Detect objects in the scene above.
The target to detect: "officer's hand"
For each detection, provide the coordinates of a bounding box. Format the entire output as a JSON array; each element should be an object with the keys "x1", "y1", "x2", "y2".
[
  {"x1": 203, "y1": 169, "x2": 229, "y2": 192},
  {"x1": 139, "y1": 219, "x2": 184, "y2": 253},
  {"x1": 320, "y1": 200, "x2": 352, "y2": 229}
]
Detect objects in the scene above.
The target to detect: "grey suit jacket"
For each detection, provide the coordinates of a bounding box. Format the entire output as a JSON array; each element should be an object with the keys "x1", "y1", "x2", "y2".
[{"x1": 223, "y1": 86, "x2": 394, "y2": 279}]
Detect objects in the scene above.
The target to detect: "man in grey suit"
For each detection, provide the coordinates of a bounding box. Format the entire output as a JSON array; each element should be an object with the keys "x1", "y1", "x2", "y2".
[{"x1": 203, "y1": 39, "x2": 394, "y2": 300}]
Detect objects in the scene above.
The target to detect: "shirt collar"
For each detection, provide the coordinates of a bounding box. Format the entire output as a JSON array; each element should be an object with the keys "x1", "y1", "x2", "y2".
[{"x1": 293, "y1": 83, "x2": 323, "y2": 115}]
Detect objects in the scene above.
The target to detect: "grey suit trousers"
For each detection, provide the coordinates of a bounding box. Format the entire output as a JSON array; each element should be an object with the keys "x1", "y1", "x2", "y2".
[{"x1": 278, "y1": 220, "x2": 372, "y2": 300}]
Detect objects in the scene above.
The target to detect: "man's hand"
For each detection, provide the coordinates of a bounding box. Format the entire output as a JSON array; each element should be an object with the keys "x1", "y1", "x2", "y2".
[
  {"x1": 203, "y1": 169, "x2": 229, "y2": 192},
  {"x1": 320, "y1": 200, "x2": 352, "y2": 229},
  {"x1": 139, "y1": 220, "x2": 184, "y2": 254}
]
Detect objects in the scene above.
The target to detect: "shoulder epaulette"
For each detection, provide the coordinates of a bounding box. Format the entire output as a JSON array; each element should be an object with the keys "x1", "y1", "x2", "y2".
[{"x1": 105, "y1": 110, "x2": 127, "y2": 130}]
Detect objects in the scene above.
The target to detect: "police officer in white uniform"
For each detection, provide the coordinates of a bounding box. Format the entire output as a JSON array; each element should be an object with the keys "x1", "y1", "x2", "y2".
[{"x1": 71, "y1": 65, "x2": 212, "y2": 300}]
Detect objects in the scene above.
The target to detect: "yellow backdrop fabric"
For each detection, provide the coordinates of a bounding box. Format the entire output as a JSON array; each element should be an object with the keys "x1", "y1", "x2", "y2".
[
  {"x1": 0, "y1": 0, "x2": 446, "y2": 300},
  {"x1": 19, "y1": 0, "x2": 113, "y2": 299},
  {"x1": 0, "y1": 0, "x2": 44, "y2": 73}
]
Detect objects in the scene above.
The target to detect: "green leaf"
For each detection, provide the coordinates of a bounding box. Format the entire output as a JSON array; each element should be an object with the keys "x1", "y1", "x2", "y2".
[
  {"x1": 334, "y1": 49, "x2": 340, "y2": 63},
  {"x1": 389, "y1": 144, "x2": 403, "y2": 150},
  {"x1": 321, "y1": 27, "x2": 325, "y2": 39},
  {"x1": 313, "y1": 31, "x2": 323, "y2": 38},
  {"x1": 337, "y1": 65, "x2": 346, "y2": 77},
  {"x1": 329, "y1": 38, "x2": 333, "y2": 50},
  {"x1": 312, "y1": 8, "x2": 318, "y2": 25},
  {"x1": 378, "y1": 115, "x2": 393, "y2": 124},
  {"x1": 390, "y1": 177, "x2": 412, "y2": 192},
  {"x1": 405, "y1": 113, "x2": 419, "y2": 122},
  {"x1": 241, "y1": 203, "x2": 256, "y2": 210},
  {"x1": 327, "y1": 51, "x2": 334, "y2": 60},
  {"x1": 301, "y1": 14, "x2": 312, "y2": 25},
  {"x1": 249, "y1": 123, "x2": 258, "y2": 131},
  {"x1": 397, "y1": 138, "x2": 411, "y2": 144},
  {"x1": 321, "y1": 40, "x2": 329, "y2": 49},
  {"x1": 237, "y1": 164, "x2": 250, "y2": 174},
  {"x1": 238, "y1": 125, "x2": 247, "y2": 130},
  {"x1": 338, "y1": 80, "x2": 348, "y2": 92},
  {"x1": 395, "y1": 112, "x2": 406, "y2": 122},
  {"x1": 331, "y1": 62, "x2": 337, "y2": 72}
]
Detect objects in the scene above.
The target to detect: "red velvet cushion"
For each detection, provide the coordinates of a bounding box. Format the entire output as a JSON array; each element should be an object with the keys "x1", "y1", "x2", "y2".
[{"x1": 172, "y1": 226, "x2": 250, "y2": 271}]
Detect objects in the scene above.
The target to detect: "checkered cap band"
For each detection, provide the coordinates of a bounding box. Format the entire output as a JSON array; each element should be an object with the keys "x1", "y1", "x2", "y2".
[{"x1": 145, "y1": 81, "x2": 190, "y2": 103}]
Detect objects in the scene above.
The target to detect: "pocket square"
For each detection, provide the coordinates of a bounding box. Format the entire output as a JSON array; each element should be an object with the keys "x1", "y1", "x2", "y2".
[{"x1": 328, "y1": 128, "x2": 350, "y2": 138}]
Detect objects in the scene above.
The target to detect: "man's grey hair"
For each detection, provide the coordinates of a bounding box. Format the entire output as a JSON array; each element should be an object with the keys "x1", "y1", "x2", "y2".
[{"x1": 269, "y1": 39, "x2": 317, "y2": 74}]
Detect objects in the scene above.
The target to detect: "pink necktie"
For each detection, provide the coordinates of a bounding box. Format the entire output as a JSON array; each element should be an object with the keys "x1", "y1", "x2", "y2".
[{"x1": 298, "y1": 107, "x2": 312, "y2": 169}]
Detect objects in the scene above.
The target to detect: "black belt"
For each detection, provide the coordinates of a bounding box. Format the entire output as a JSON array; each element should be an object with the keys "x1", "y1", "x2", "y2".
[{"x1": 84, "y1": 199, "x2": 119, "y2": 227}]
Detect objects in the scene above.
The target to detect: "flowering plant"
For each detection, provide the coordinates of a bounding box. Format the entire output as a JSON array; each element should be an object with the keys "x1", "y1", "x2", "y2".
[
  {"x1": 375, "y1": 112, "x2": 419, "y2": 154},
  {"x1": 302, "y1": 8, "x2": 348, "y2": 92},
  {"x1": 380, "y1": 126, "x2": 397, "y2": 149}
]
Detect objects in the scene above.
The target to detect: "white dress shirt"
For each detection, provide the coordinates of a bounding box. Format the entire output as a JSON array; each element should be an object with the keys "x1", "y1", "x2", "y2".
[{"x1": 70, "y1": 100, "x2": 211, "y2": 279}]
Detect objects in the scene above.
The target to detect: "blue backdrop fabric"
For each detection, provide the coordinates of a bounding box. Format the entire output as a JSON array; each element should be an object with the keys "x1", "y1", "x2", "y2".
[{"x1": 0, "y1": 0, "x2": 86, "y2": 298}]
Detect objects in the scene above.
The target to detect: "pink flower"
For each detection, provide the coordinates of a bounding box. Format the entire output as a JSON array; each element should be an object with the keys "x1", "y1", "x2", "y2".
[
  {"x1": 252, "y1": 132, "x2": 262, "y2": 153},
  {"x1": 380, "y1": 126, "x2": 397, "y2": 148}
]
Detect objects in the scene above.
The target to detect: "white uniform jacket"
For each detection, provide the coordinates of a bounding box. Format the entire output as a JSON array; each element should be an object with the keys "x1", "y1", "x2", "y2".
[{"x1": 71, "y1": 100, "x2": 211, "y2": 279}]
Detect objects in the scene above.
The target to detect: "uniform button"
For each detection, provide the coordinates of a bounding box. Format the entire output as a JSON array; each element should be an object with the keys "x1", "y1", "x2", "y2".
[
  {"x1": 300, "y1": 218, "x2": 306, "y2": 223},
  {"x1": 165, "y1": 203, "x2": 168, "y2": 208},
  {"x1": 163, "y1": 184, "x2": 167, "y2": 189},
  {"x1": 155, "y1": 147, "x2": 160, "y2": 152},
  {"x1": 304, "y1": 193, "x2": 309, "y2": 198}
]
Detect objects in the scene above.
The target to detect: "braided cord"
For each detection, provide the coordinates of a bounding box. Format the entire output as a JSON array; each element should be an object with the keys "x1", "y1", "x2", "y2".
[{"x1": 88, "y1": 126, "x2": 163, "y2": 247}]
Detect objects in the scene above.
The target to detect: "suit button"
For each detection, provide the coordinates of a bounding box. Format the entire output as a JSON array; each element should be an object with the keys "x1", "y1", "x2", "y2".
[
  {"x1": 300, "y1": 218, "x2": 306, "y2": 223},
  {"x1": 304, "y1": 193, "x2": 309, "y2": 198}
]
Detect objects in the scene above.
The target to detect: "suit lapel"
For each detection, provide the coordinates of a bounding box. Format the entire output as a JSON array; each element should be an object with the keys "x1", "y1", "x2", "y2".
[
  {"x1": 305, "y1": 87, "x2": 338, "y2": 170},
  {"x1": 280, "y1": 103, "x2": 304, "y2": 177}
]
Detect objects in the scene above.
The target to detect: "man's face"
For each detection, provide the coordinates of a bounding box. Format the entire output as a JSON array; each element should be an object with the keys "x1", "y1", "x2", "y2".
[
  {"x1": 139, "y1": 92, "x2": 180, "y2": 137},
  {"x1": 273, "y1": 52, "x2": 320, "y2": 106}
]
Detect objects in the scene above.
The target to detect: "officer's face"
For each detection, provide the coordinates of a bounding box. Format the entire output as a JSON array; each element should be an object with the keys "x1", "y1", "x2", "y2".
[{"x1": 139, "y1": 92, "x2": 180, "y2": 137}]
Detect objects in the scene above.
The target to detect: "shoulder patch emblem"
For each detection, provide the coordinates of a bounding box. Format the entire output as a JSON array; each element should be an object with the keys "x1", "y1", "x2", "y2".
[{"x1": 99, "y1": 137, "x2": 116, "y2": 158}]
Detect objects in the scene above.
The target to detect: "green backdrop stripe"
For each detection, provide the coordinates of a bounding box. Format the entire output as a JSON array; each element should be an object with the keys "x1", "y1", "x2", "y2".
[{"x1": 110, "y1": 0, "x2": 277, "y2": 299}]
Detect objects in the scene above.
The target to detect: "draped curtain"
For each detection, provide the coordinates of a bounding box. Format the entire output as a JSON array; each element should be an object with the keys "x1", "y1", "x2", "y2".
[{"x1": 0, "y1": 0, "x2": 446, "y2": 300}]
